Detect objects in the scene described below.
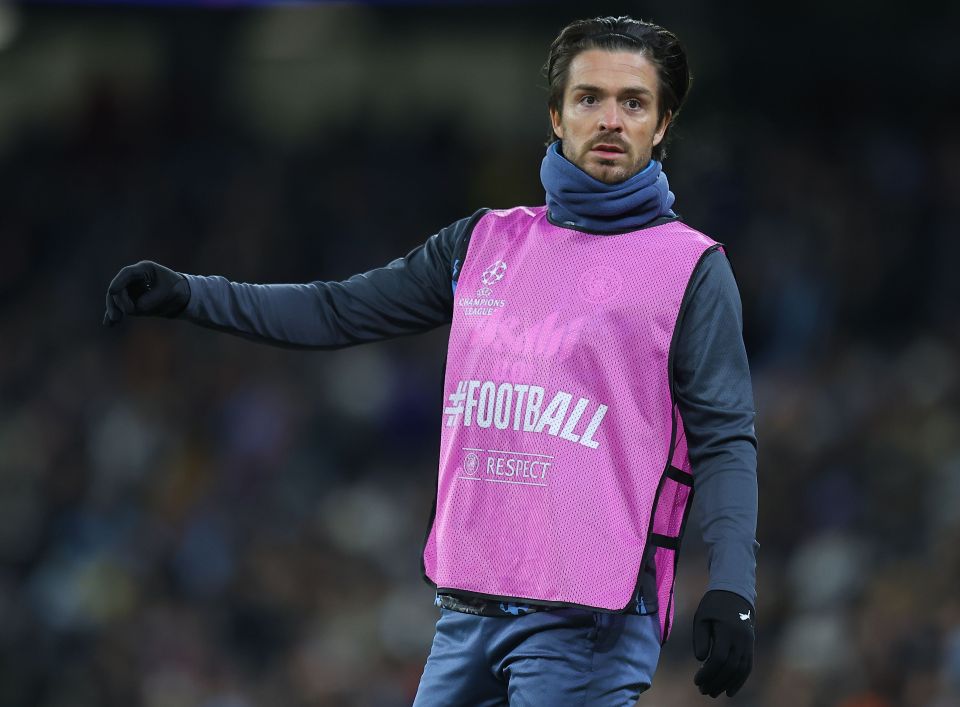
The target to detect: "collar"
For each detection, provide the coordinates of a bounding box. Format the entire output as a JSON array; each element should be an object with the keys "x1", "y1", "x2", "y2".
[{"x1": 539, "y1": 141, "x2": 676, "y2": 233}]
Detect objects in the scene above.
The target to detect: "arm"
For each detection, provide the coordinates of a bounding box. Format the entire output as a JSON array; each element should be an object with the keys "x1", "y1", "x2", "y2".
[
  {"x1": 179, "y1": 211, "x2": 486, "y2": 349},
  {"x1": 674, "y1": 249, "x2": 758, "y2": 604},
  {"x1": 673, "y1": 249, "x2": 758, "y2": 698}
]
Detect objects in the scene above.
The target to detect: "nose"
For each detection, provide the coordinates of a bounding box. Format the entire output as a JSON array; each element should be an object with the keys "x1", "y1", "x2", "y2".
[{"x1": 598, "y1": 100, "x2": 623, "y2": 132}]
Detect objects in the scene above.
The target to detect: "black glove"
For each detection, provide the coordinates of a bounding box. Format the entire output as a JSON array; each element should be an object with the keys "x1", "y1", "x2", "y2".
[
  {"x1": 692, "y1": 590, "x2": 755, "y2": 698},
  {"x1": 103, "y1": 260, "x2": 191, "y2": 326}
]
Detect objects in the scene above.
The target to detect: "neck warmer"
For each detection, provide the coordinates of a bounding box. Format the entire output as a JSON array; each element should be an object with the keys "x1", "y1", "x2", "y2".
[{"x1": 539, "y1": 141, "x2": 676, "y2": 233}]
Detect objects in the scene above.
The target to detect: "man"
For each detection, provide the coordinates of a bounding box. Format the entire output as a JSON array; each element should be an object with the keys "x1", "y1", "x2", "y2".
[{"x1": 105, "y1": 16, "x2": 757, "y2": 705}]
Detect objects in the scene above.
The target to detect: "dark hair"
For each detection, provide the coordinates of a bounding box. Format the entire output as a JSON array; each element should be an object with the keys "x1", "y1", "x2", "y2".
[{"x1": 543, "y1": 16, "x2": 691, "y2": 160}]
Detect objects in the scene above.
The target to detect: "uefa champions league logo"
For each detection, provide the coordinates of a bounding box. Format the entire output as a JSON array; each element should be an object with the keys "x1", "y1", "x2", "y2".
[
  {"x1": 482, "y1": 260, "x2": 507, "y2": 285},
  {"x1": 459, "y1": 259, "x2": 508, "y2": 316},
  {"x1": 477, "y1": 260, "x2": 507, "y2": 295}
]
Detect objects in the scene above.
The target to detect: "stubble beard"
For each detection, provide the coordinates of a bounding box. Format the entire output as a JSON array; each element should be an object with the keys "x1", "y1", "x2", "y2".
[
  {"x1": 569, "y1": 141, "x2": 649, "y2": 185},
  {"x1": 587, "y1": 158, "x2": 633, "y2": 185}
]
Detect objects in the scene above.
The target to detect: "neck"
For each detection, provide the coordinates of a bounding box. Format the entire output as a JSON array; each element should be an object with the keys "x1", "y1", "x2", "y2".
[{"x1": 539, "y1": 142, "x2": 676, "y2": 233}]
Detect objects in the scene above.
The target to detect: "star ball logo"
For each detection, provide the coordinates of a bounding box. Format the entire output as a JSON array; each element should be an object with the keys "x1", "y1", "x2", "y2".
[
  {"x1": 459, "y1": 259, "x2": 508, "y2": 317},
  {"x1": 479, "y1": 260, "x2": 507, "y2": 295},
  {"x1": 463, "y1": 452, "x2": 480, "y2": 475}
]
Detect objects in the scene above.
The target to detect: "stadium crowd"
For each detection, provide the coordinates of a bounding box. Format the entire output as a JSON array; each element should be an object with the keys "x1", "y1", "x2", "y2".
[{"x1": 1, "y1": 4, "x2": 958, "y2": 706}]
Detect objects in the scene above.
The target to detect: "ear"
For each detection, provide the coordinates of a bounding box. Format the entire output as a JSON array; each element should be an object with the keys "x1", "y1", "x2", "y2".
[
  {"x1": 549, "y1": 107, "x2": 563, "y2": 140},
  {"x1": 652, "y1": 110, "x2": 673, "y2": 147}
]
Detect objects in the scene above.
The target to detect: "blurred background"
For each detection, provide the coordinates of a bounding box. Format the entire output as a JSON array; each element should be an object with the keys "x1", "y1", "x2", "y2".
[{"x1": 1, "y1": 0, "x2": 958, "y2": 705}]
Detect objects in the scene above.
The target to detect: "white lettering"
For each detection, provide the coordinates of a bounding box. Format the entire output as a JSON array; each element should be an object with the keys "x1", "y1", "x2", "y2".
[
  {"x1": 523, "y1": 386, "x2": 545, "y2": 431},
  {"x1": 484, "y1": 456, "x2": 553, "y2": 481},
  {"x1": 493, "y1": 383, "x2": 513, "y2": 430},
  {"x1": 458, "y1": 297, "x2": 506, "y2": 316},
  {"x1": 534, "y1": 391, "x2": 572, "y2": 436},
  {"x1": 539, "y1": 461, "x2": 551, "y2": 480},
  {"x1": 464, "y1": 379, "x2": 482, "y2": 426},
  {"x1": 476, "y1": 381, "x2": 496, "y2": 428},
  {"x1": 446, "y1": 380, "x2": 608, "y2": 451},
  {"x1": 579, "y1": 404, "x2": 608, "y2": 449},
  {"x1": 512, "y1": 384, "x2": 529, "y2": 430},
  {"x1": 559, "y1": 397, "x2": 589, "y2": 442},
  {"x1": 458, "y1": 297, "x2": 506, "y2": 307}
]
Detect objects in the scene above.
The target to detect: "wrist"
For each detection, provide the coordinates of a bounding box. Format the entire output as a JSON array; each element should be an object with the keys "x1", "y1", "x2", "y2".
[{"x1": 166, "y1": 274, "x2": 191, "y2": 318}]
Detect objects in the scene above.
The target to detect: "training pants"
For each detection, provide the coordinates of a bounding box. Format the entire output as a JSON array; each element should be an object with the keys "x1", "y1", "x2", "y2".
[{"x1": 413, "y1": 607, "x2": 661, "y2": 706}]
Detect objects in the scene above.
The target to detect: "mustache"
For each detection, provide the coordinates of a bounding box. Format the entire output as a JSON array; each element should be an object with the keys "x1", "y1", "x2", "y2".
[{"x1": 588, "y1": 137, "x2": 629, "y2": 152}]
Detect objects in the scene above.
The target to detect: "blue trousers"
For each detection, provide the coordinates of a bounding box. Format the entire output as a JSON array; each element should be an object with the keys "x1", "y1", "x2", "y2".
[{"x1": 413, "y1": 607, "x2": 662, "y2": 706}]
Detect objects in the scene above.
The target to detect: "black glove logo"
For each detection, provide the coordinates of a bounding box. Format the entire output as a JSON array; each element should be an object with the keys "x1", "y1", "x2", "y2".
[{"x1": 692, "y1": 590, "x2": 755, "y2": 698}]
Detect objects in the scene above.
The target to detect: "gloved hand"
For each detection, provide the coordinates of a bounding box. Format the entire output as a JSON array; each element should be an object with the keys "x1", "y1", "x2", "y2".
[
  {"x1": 693, "y1": 590, "x2": 755, "y2": 698},
  {"x1": 103, "y1": 260, "x2": 191, "y2": 326}
]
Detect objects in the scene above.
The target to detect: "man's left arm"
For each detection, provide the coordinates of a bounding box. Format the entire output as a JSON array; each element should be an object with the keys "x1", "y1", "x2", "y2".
[{"x1": 673, "y1": 248, "x2": 758, "y2": 699}]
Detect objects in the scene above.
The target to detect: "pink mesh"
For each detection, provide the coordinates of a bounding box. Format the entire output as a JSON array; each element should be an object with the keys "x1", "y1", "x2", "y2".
[
  {"x1": 423, "y1": 206, "x2": 715, "y2": 641},
  {"x1": 654, "y1": 546, "x2": 679, "y2": 639}
]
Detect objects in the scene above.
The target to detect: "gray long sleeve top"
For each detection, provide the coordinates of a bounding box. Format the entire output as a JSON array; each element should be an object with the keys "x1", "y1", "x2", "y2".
[{"x1": 181, "y1": 211, "x2": 759, "y2": 608}]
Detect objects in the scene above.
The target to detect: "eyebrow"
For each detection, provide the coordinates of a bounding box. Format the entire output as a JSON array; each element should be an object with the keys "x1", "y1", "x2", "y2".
[{"x1": 569, "y1": 83, "x2": 654, "y2": 98}]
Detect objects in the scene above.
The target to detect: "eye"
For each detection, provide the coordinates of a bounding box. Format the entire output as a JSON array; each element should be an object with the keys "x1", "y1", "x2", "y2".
[
  {"x1": 625, "y1": 98, "x2": 644, "y2": 110},
  {"x1": 579, "y1": 95, "x2": 598, "y2": 106}
]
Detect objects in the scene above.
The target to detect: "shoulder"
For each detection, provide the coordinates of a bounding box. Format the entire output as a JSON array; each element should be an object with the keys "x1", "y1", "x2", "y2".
[
  {"x1": 659, "y1": 221, "x2": 739, "y2": 310},
  {"x1": 458, "y1": 205, "x2": 546, "y2": 251},
  {"x1": 481, "y1": 205, "x2": 547, "y2": 221},
  {"x1": 436, "y1": 208, "x2": 491, "y2": 246},
  {"x1": 682, "y1": 249, "x2": 743, "y2": 325},
  {"x1": 661, "y1": 218, "x2": 723, "y2": 253},
  {"x1": 466, "y1": 206, "x2": 548, "y2": 235}
]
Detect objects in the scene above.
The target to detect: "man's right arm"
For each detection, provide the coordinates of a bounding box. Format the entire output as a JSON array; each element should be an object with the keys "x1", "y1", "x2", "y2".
[{"x1": 107, "y1": 211, "x2": 485, "y2": 348}]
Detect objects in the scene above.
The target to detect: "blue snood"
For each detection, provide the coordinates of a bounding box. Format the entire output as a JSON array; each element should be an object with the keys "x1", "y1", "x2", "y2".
[{"x1": 540, "y1": 141, "x2": 676, "y2": 233}]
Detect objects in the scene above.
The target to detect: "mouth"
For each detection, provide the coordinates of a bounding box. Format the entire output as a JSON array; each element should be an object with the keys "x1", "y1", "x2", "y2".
[{"x1": 590, "y1": 143, "x2": 626, "y2": 159}]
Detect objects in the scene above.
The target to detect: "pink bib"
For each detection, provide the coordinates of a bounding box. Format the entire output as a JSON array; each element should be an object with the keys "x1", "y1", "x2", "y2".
[{"x1": 423, "y1": 206, "x2": 718, "y2": 641}]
